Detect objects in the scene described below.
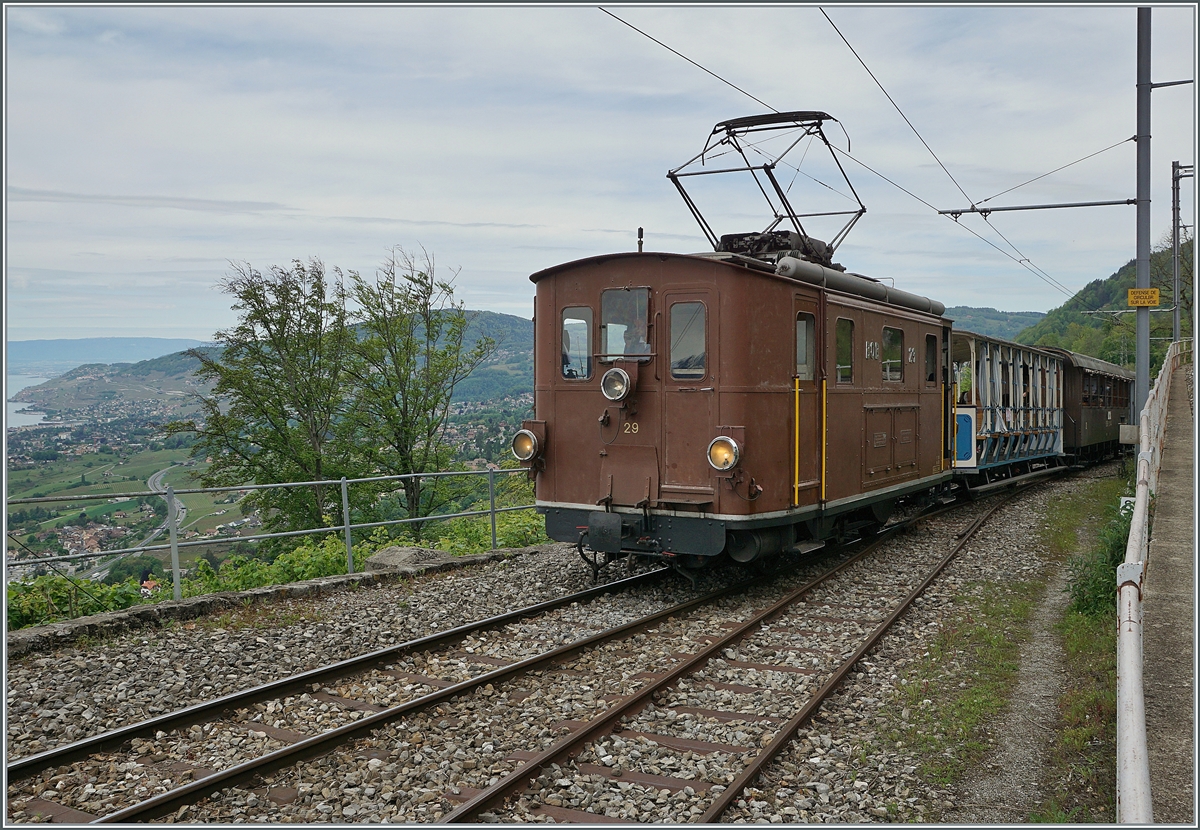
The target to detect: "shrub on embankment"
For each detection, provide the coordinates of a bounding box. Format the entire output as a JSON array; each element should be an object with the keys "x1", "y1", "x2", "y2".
[
  {"x1": 7, "y1": 504, "x2": 547, "y2": 631},
  {"x1": 1065, "y1": 489, "x2": 1135, "y2": 617},
  {"x1": 7, "y1": 534, "x2": 373, "y2": 631}
]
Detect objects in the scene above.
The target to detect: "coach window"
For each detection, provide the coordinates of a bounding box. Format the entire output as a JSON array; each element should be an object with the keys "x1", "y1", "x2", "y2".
[
  {"x1": 561, "y1": 307, "x2": 593, "y2": 380},
  {"x1": 601, "y1": 288, "x2": 650, "y2": 361},
  {"x1": 670, "y1": 301, "x2": 706, "y2": 379},
  {"x1": 796, "y1": 312, "x2": 816, "y2": 381},
  {"x1": 924, "y1": 334, "x2": 938, "y2": 384},
  {"x1": 882, "y1": 327, "x2": 903, "y2": 382},
  {"x1": 835, "y1": 318, "x2": 854, "y2": 383}
]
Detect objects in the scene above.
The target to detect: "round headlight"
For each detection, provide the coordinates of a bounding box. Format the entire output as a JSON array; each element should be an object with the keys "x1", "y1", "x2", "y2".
[
  {"x1": 511, "y1": 429, "x2": 539, "y2": 461},
  {"x1": 601, "y1": 367, "x2": 632, "y2": 402},
  {"x1": 707, "y1": 436, "x2": 740, "y2": 471}
]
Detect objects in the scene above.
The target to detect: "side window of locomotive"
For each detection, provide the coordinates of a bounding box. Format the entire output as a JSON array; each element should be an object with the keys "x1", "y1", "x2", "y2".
[
  {"x1": 601, "y1": 288, "x2": 651, "y2": 361},
  {"x1": 835, "y1": 318, "x2": 854, "y2": 384},
  {"x1": 669, "y1": 301, "x2": 706, "y2": 379},
  {"x1": 561, "y1": 307, "x2": 593, "y2": 380},
  {"x1": 795, "y1": 312, "x2": 816, "y2": 381},
  {"x1": 925, "y1": 334, "x2": 938, "y2": 384},
  {"x1": 882, "y1": 327, "x2": 903, "y2": 382}
]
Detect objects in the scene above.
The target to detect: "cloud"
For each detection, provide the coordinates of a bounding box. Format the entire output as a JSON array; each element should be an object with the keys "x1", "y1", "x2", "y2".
[
  {"x1": 4, "y1": 5, "x2": 1194, "y2": 340},
  {"x1": 7, "y1": 186, "x2": 290, "y2": 214}
]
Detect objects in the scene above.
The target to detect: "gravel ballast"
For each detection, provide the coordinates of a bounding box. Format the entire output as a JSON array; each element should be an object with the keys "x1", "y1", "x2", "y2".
[{"x1": 6, "y1": 471, "x2": 1120, "y2": 822}]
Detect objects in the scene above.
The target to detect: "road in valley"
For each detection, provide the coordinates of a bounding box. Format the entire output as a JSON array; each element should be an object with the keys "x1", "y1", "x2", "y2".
[{"x1": 88, "y1": 467, "x2": 186, "y2": 581}]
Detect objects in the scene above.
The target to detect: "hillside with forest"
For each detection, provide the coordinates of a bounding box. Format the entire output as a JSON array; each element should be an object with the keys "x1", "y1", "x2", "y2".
[
  {"x1": 1014, "y1": 236, "x2": 1192, "y2": 370},
  {"x1": 943, "y1": 307, "x2": 1044, "y2": 340},
  {"x1": 10, "y1": 313, "x2": 534, "y2": 417}
]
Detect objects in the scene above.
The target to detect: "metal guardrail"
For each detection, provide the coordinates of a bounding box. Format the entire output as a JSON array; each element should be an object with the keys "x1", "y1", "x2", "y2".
[
  {"x1": 6, "y1": 468, "x2": 534, "y2": 601},
  {"x1": 1116, "y1": 337, "x2": 1191, "y2": 823}
]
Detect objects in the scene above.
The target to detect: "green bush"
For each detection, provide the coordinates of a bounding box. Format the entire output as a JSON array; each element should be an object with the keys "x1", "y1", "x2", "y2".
[
  {"x1": 431, "y1": 468, "x2": 545, "y2": 554},
  {"x1": 180, "y1": 533, "x2": 373, "y2": 596},
  {"x1": 7, "y1": 576, "x2": 146, "y2": 630},
  {"x1": 433, "y1": 506, "x2": 547, "y2": 555},
  {"x1": 5, "y1": 530, "x2": 395, "y2": 631},
  {"x1": 1067, "y1": 500, "x2": 1134, "y2": 617}
]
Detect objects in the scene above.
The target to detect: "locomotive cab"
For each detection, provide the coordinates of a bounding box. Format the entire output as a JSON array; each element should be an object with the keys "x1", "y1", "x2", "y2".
[
  {"x1": 512, "y1": 246, "x2": 955, "y2": 572},
  {"x1": 511, "y1": 111, "x2": 957, "y2": 574}
]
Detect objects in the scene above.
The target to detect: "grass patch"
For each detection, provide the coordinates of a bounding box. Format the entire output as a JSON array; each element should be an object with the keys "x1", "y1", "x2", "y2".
[
  {"x1": 888, "y1": 582, "x2": 1039, "y2": 786},
  {"x1": 180, "y1": 602, "x2": 323, "y2": 633},
  {"x1": 1024, "y1": 467, "x2": 1127, "y2": 822}
]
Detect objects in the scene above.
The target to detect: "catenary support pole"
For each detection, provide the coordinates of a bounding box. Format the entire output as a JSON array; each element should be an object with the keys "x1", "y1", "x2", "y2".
[
  {"x1": 1135, "y1": 7, "x2": 1151, "y2": 416},
  {"x1": 1173, "y1": 160, "x2": 1181, "y2": 342}
]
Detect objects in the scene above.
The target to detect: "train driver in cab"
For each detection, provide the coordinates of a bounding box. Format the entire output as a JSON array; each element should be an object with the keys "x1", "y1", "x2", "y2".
[{"x1": 623, "y1": 317, "x2": 651, "y2": 356}]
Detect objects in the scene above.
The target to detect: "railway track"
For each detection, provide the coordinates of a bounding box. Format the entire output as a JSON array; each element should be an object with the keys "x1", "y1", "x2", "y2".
[
  {"x1": 7, "y1": 489, "x2": 1024, "y2": 824},
  {"x1": 6, "y1": 567, "x2": 674, "y2": 822}
]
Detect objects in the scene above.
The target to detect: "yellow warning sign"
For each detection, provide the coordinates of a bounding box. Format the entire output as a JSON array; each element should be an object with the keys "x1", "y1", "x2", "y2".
[{"x1": 1127, "y1": 288, "x2": 1160, "y2": 307}]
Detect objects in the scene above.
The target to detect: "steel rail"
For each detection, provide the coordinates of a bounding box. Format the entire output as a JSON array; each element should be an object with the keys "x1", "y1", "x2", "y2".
[
  {"x1": 88, "y1": 561, "x2": 815, "y2": 823},
  {"x1": 61, "y1": 499, "x2": 958, "y2": 822},
  {"x1": 698, "y1": 491, "x2": 1017, "y2": 821},
  {"x1": 439, "y1": 527, "x2": 911, "y2": 823},
  {"x1": 442, "y1": 491, "x2": 1016, "y2": 823},
  {"x1": 7, "y1": 567, "x2": 668, "y2": 783}
]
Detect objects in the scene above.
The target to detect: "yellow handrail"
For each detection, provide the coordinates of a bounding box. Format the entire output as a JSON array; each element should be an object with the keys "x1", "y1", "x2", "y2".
[
  {"x1": 821, "y1": 378, "x2": 828, "y2": 502},
  {"x1": 793, "y1": 376, "x2": 800, "y2": 506}
]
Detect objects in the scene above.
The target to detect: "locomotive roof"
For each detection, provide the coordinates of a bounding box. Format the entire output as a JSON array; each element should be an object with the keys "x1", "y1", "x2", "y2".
[
  {"x1": 527, "y1": 250, "x2": 774, "y2": 283},
  {"x1": 529, "y1": 250, "x2": 949, "y2": 320}
]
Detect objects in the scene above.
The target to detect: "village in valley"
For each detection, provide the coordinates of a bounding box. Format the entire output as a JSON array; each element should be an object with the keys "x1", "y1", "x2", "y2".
[{"x1": 5, "y1": 356, "x2": 533, "y2": 582}]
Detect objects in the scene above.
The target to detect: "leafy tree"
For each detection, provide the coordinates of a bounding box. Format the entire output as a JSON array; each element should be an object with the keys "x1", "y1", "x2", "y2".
[
  {"x1": 1015, "y1": 232, "x2": 1192, "y2": 373},
  {"x1": 344, "y1": 247, "x2": 497, "y2": 539},
  {"x1": 171, "y1": 259, "x2": 362, "y2": 538},
  {"x1": 103, "y1": 555, "x2": 165, "y2": 586}
]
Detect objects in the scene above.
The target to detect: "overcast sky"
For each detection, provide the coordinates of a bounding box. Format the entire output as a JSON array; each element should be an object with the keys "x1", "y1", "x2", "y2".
[{"x1": 4, "y1": 4, "x2": 1196, "y2": 343}]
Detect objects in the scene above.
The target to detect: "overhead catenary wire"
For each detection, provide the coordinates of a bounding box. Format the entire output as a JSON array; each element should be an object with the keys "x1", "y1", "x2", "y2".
[
  {"x1": 832, "y1": 145, "x2": 1116, "y2": 316},
  {"x1": 598, "y1": 7, "x2": 778, "y2": 114},
  {"x1": 819, "y1": 7, "x2": 978, "y2": 209},
  {"x1": 599, "y1": 5, "x2": 1119, "y2": 316},
  {"x1": 979, "y1": 136, "x2": 1137, "y2": 205}
]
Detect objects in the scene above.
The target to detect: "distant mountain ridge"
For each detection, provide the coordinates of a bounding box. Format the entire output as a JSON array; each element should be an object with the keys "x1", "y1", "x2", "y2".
[
  {"x1": 7, "y1": 337, "x2": 209, "y2": 376},
  {"x1": 9, "y1": 312, "x2": 533, "y2": 416},
  {"x1": 942, "y1": 306, "x2": 1045, "y2": 340}
]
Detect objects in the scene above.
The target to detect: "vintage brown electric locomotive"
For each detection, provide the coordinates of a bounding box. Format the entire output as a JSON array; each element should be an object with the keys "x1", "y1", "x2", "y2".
[{"x1": 510, "y1": 112, "x2": 1130, "y2": 575}]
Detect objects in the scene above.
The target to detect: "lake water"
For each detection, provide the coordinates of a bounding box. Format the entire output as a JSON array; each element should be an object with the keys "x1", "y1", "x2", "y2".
[{"x1": 6, "y1": 375, "x2": 52, "y2": 428}]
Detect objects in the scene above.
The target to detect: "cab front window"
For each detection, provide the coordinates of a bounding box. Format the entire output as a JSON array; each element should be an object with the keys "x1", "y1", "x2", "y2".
[
  {"x1": 561, "y1": 307, "x2": 592, "y2": 379},
  {"x1": 601, "y1": 288, "x2": 651, "y2": 361}
]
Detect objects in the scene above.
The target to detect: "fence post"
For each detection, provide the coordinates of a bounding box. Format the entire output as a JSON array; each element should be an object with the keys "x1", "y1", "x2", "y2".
[
  {"x1": 166, "y1": 485, "x2": 182, "y2": 600},
  {"x1": 341, "y1": 477, "x2": 354, "y2": 574},
  {"x1": 489, "y1": 467, "x2": 498, "y2": 550}
]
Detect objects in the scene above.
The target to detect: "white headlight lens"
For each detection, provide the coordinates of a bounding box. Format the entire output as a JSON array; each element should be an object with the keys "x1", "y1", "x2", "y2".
[
  {"x1": 707, "y1": 436, "x2": 740, "y2": 471},
  {"x1": 511, "y1": 429, "x2": 539, "y2": 461},
  {"x1": 601, "y1": 367, "x2": 632, "y2": 401}
]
